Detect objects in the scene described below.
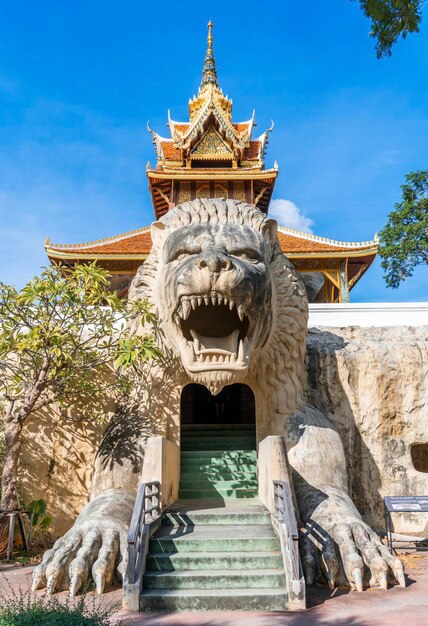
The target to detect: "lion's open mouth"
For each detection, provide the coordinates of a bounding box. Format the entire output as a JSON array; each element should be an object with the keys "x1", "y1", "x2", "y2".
[{"x1": 174, "y1": 292, "x2": 251, "y2": 372}]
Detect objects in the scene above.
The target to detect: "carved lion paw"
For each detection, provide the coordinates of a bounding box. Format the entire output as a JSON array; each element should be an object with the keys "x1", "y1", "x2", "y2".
[
  {"x1": 301, "y1": 517, "x2": 405, "y2": 591},
  {"x1": 32, "y1": 517, "x2": 128, "y2": 596}
]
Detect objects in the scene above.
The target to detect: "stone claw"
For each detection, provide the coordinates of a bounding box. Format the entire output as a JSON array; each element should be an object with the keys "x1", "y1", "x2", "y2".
[
  {"x1": 304, "y1": 565, "x2": 316, "y2": 586},
  {"x1": 353, "y1": 567, "x2": 363, "y2": 592},
  {"x1": 327, "y1": 571, "x2": 336, "y2": 590},
  {"x1": 377, "y1": 570, "x2": 388, "y2": 590},
  {"x1": 322, "y1": 551, "x2": 339, "y2": 591},
  {"x1": 69, "y1": 573, "x2": 85, "y2": 597},
  {"x1": 31, "y1": 570, "x2": 45, "y2": 592},
  {"x1": 95, "y1": 573, "x2": 105, "y2": 595},
  {"x1": 46, "y1": 574, "x2": 57, "y2": 595},
  {"x1": 394, "y1": 568, "x2": 406, "y2": 588}
]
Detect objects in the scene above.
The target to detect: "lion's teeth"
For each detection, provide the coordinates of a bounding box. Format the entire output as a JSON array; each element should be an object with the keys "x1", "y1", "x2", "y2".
[
  {"x1": 182, "y1": 300, "x2": 191, "y2": 320},
  {"x1": 197, "y1": 354, "x2": 203, "y2": 362},
  {"x1": 217, "y1": 295, "x2": 223, "y2": 305},
  {"x1": 211, "y1": 295, "x2": 216, "y2": 306},
  {"x1": 229, "y1": 300, "x2": 234, "y2": 311},
  {"x1": 230, "y1": 353, "x2": 236, "y2": 362},
  {"x1": 174, "y1": 313, "x2": 180, "y2": 326},
  {"x1": 177, "y1": 308, "x2": 183, "y2": 319},
  {"x1": 238, "y1": 338, "x2": 244, "y2": 362},
  {"x1": 237, "y1": 304, "x2": 245, "y2": 321},
  {"x1": 212, "y1": 355, "x2": 217, "y2": 363},
  {"x1": 218, "y1": 355, "x2": 224, "y2": 363},
  {"x1": 197, "y1": 297, "x2": 202, "y2": 306},
  {"x1": 224, "y1": 297, "x2": 228, "y2": 306},
  {"x1": 191, "y1": 297, "x2": 197, "y2": 310},
  {"x1": 204, "y1": 296, "x2": 209, "y2": 306}
]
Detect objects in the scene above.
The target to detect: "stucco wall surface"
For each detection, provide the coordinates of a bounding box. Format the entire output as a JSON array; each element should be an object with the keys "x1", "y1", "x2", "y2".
[{"x1": 19, "y1": 407, "x2": 104, "y2": 535}]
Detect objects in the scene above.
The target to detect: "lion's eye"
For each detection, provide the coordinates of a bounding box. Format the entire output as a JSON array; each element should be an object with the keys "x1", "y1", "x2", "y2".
[
  {"x1": 175, "y1": 251, "x2": 191, "y2": 261},
  {"x1": 231, "y1": 250, "x2": 261, "y2": 262},
  {"x1": 172, "y1": 248, "x2": 201, "y2": 262}
]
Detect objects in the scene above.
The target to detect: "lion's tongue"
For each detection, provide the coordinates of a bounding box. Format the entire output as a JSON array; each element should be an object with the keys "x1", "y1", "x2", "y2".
[{"x1": 190, "y1": 329, "x2": 239, "y2": 356}]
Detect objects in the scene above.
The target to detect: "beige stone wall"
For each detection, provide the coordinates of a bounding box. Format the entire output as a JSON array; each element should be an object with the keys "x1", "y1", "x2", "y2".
[
  {"x1": 19, "y1": 407, "x2": 104, "y2": 535},
  {"x1": 306, "y1": 326, "x2": 428, "y2": 533}
]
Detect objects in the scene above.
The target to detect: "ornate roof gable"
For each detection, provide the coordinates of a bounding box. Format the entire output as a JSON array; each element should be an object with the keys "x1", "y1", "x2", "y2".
[{"x1": 191, "y1": 127, "x2": 233, "y2": 160}]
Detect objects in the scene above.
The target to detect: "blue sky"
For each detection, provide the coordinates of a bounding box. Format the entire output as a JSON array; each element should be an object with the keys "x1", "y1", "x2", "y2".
[{"x1": 0, "y1": 0, "x2": 427, "y2": 301}]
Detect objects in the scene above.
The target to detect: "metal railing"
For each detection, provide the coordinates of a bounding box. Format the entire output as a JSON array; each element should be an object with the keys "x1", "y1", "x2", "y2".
[
  {"x1": 273, "y1": 480, "x2": 301, "y2": 583},
  {"x1": 126, "y1": 481, "x2": 161, "y2": 586}
]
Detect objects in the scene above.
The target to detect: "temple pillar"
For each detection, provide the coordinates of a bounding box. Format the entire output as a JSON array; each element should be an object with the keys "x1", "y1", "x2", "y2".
[{"x1": 340, "y1": 259, "x2": 350, "y2": 303}]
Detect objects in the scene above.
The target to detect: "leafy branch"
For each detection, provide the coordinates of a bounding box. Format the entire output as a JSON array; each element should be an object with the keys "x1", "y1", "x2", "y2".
[{"x1": 379, "y1": 170, "x2": 428, "y2": 288}]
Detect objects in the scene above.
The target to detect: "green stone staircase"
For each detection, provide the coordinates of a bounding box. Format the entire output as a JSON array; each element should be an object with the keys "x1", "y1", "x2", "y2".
[
  {"x1": 179, "y1": 424, "x2": 258, "y2": 500},
  {"x1": 139, "y1": 425, "x2": 288, "y2": 611}
]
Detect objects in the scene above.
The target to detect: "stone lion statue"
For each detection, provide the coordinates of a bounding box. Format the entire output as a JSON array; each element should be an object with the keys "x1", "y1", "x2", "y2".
[{"x1": 33, "y1": 198, "x2": 405, "y2": 596}]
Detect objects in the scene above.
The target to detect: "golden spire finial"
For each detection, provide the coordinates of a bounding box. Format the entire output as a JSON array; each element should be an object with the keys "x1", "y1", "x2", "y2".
[
  {"x1": 201, "y1": 21, "x2": 218, "y2": 89},
  {"x1": 207, "y1": 20, "x2": 213, "y2": 53}
]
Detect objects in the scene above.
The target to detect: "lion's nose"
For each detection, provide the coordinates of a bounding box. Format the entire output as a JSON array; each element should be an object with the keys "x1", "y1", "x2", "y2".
[{"x1": 197, "y1": 252, "x2": 232, "y2": 273}]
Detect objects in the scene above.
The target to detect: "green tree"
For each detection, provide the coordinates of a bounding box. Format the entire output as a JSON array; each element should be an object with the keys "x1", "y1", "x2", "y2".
[
  {"x1": 0, "y1": 263, "x2": 159, "y2": 512},
  {"x1": 357, "y1": 0, "x2": 424, "y2": 57},
  {"x1": 379, "y1": 170, "x2": 428, "y2": 288}
]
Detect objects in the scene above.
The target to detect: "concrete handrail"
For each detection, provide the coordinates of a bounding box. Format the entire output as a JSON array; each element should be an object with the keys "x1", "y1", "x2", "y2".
[
  {"x1": 258, "y1": 435, "x2": 305, "y2": 609},
  {"x1": 123, "y1": 435, "x2": 180, "y2": 610}
]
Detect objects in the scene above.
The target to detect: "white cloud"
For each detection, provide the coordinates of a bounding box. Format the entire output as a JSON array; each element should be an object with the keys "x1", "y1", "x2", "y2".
[{"x1": 269, "y1": 199, "x2": 314, "y2": 233}]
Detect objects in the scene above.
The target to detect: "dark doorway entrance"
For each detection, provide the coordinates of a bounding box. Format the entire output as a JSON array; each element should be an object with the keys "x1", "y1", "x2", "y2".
[{"x1": 180, "y1": 383, "x2": 255, "y2": 426}]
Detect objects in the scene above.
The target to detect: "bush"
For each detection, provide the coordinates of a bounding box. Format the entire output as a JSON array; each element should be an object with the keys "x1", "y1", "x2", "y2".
[{"x1": 0, "y1": 583, "x2": 120, "y2": 626}]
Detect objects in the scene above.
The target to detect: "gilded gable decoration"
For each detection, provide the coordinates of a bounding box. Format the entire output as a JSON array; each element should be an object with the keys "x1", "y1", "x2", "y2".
[{"x1": 191, "y1": 128, "x2": 233, "y2": 159}]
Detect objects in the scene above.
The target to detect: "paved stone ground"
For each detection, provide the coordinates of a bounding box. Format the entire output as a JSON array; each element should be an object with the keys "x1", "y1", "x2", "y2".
[{"x1": 0, "y1": 551, "x2": 427, "y2": 626}]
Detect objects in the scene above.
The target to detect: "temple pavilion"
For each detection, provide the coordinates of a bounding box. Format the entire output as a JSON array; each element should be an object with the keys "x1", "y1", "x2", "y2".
[{"x1": 45, "y1": 22, "x2": 379, "y2": 303}]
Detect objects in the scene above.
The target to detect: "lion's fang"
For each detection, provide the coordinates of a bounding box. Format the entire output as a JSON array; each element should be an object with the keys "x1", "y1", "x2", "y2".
[
  {"x1": 238, "y1": 338, "x2": 244, "y2": 362},
  {"x1": 182, "y1": 300, "x2": 191, "y2": 319}
]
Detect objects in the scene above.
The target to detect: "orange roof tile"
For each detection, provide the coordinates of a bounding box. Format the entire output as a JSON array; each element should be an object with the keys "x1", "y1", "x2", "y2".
[
  {"x1": 243, "y1": 141, "x2": 261, "y2": 160},
  {"x1": 47, "y1": 229, "x2": 153, "y2": 256},
  {"x1": 173, "y1": 123, "x2": 189, "y2": 133},
  {"x1": 46, "y1": 226, "x2": 378, "y2": 259},
  {"x1": 160, "y1": 141, "x2": 181, "y2": 160},
  {"x1": 233, "y1": 122, "x2": 250, "y2": 134},
  {"x1": 277, "y1": 229, "x2": 377, "y2": 254}
]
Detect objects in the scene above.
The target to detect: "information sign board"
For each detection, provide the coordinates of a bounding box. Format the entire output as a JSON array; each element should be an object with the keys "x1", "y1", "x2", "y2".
[
  {"x1": 384, "y1": 496, "x2": 428, "y2": 513},
  {"x1": 384, "y1": 495, "x2": 428, "y2": 553}
]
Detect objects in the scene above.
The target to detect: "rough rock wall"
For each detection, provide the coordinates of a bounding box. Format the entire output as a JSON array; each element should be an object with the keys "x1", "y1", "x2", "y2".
[{"x1": 306, "y1": 326, "x2": 428, "y2": 533}]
